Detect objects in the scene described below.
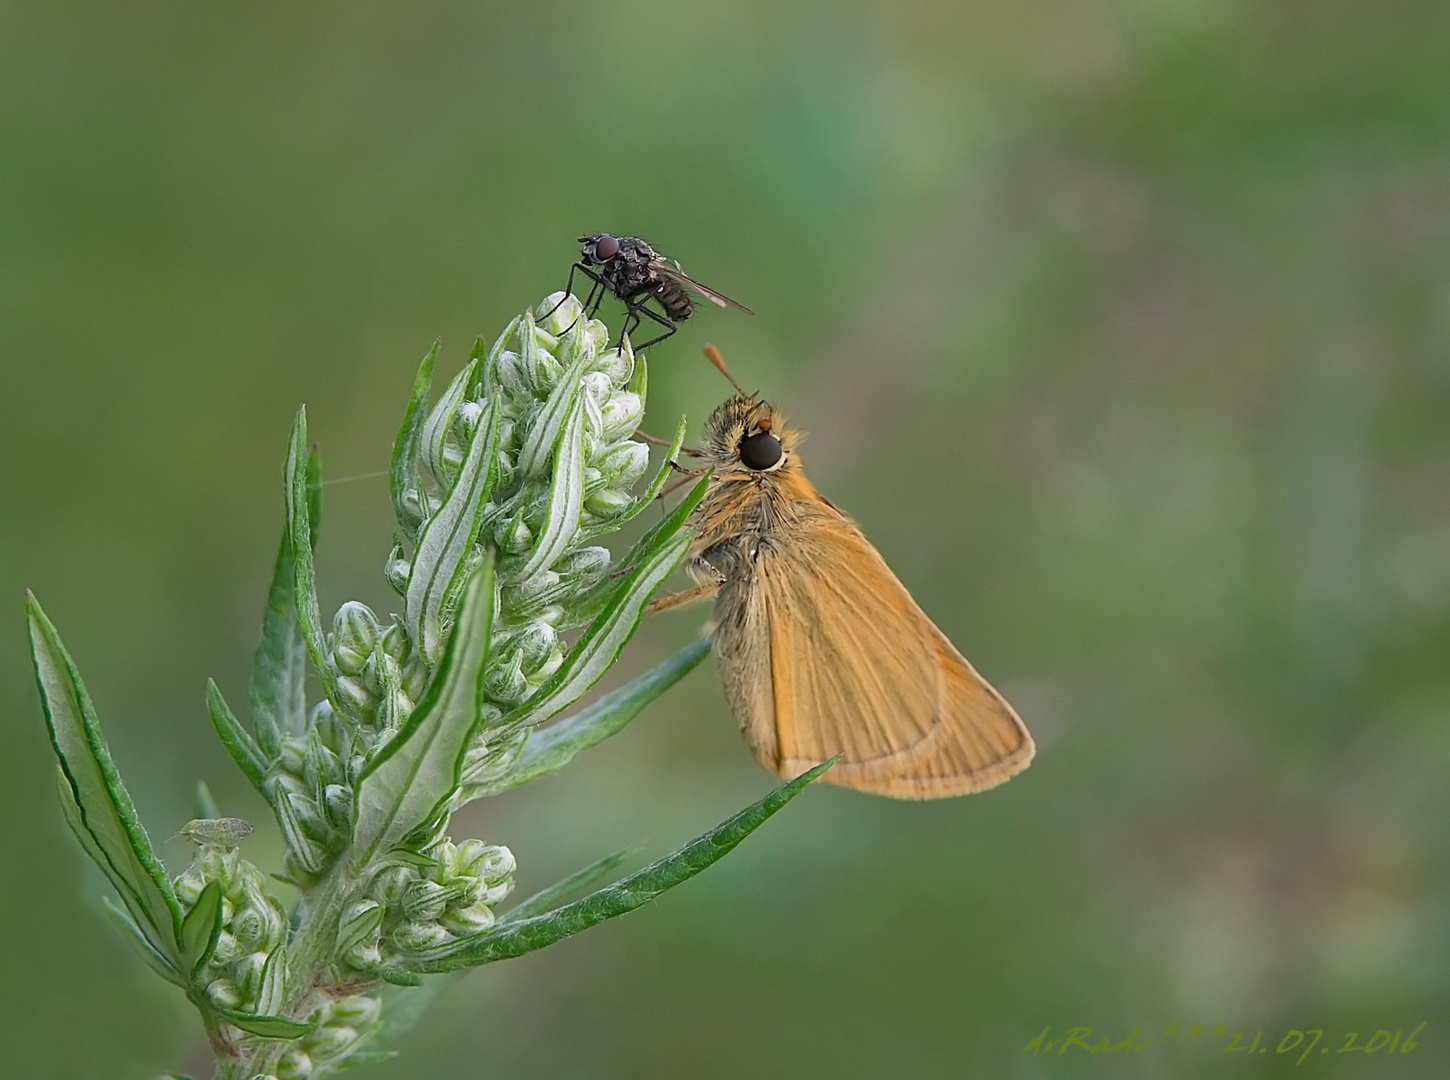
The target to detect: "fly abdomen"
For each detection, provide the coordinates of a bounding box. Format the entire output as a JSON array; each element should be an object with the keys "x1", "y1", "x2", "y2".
[{"x1": 652, "y1": 278, "x2": 694, "y2": 322}]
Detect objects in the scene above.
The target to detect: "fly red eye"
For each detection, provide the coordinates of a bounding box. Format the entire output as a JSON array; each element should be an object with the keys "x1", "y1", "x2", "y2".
[
  {"x1": 593, "y1": 234, "x2": 620, "y2": 260},
  {"x1": 738, "y1": 431, "x2": 783, "y2": 471}
]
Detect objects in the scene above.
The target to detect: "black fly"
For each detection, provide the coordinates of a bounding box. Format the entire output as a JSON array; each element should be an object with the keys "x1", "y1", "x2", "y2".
[{"x1": 544, "y1": 234, "x2": 752, "y2": 350}]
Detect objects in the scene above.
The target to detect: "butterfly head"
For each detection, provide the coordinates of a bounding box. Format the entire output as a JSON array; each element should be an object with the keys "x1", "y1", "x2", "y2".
[{"x1": 700, "y1": 394, "x2": 802, "y2": 476}]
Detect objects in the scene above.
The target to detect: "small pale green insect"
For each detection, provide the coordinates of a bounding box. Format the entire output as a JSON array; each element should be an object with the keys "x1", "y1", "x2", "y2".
[{"x1": 181, "y1": 817, "x2": 255, "y2": 849}]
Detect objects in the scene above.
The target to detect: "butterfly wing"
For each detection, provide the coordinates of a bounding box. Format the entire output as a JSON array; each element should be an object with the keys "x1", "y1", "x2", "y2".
[{"x1": 712, "y1": 501, "x2": 1033, "y2": 799}]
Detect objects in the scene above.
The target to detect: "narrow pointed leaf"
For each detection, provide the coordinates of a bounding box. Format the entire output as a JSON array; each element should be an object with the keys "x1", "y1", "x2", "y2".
[
  {"x1": 503, "y1": 478, "x2": 707, "y2": 730},
  {"x1": 514, "y1": 394, "x2": 585, "y2": 581},
  {"x1": 194, "y1": 780, "x2": 220, "y2": 820},
  {"x1": 391, "y1": 342, "x2": 438, "y2": 537},
  {"x1": 219, "y1": 1010, "x2": 313, "y2": 1040},
  {"x1": 101, "y1": 896, "x2": 186, "y2": 987},
  {"x1": 476, "y1": 638, "x2": 710, "y2": 798},
  {"x1": 354, "y1": 558, "x2": 496, "y2": 865},
  {"x1": 420, "y1": 359, "x2": 478, "y2": 489},
  {"x1": 502, "y1": 846, "x2": 642, "y2": 924},
  {"x1": 412, "y1": 760, "x2": 833, "y2": 972},
  {"x1": 251, "y1": 444, "x2": 323, "y2": 755},
  {"x1": 516, "y1": 314, "x2": 590, "y2": 477},
  {"x1": 180, "y1": 881, "x2": 224, "y2": 979},
  {"x1": 405, "y1": 395, "x2": 500, "y2": 666},
  {"x1": 206, "y1": 681, "x2": 268, "y2": 794},
  {"x1": 284, "y1": 408, "x2": 338, "y2": 706},
  {"x1": 28, "y1": 594, "x2": 183, "y2": 960},
  {"x1": 255, "y1": 947, "x2": 286, "y2": 1016}
]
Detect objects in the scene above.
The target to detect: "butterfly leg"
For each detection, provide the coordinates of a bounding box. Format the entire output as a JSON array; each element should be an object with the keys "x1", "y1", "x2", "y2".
[{"x1": 646, "y1": 582, "x2": 719, "y2": 615}]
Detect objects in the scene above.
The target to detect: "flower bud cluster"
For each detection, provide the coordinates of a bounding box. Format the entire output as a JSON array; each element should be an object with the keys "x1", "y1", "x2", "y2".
[
  {"x1": 271, "y1": 995, "x2": 383, "y2": 1080},
  {"x1": 387, "y1": 294, "x2": 652, "y2": 712},
  {"x1": 172, "y1": 827, "x2": 288, "y2": 1014},
  {"x1": 338, "y1": 837, "x2": 515, "y2": 973},
  {"x1": 326, "y1": 602, "x2": 429, "y2": 737},
  {"x1": 267, "y1": 707, "x2": 357, "y2": 881}
]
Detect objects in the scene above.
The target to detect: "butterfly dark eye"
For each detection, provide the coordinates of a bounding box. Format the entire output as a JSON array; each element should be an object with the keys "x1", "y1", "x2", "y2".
[
  {"x1": 593, "y1": 234, "x2": 619, "y2": 260},
  {"x1": 738, "y1": 431, "x2": 783, "y2": 471}
]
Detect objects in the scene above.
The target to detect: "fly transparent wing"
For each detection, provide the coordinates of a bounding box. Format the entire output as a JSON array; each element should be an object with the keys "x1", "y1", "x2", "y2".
[{"x1": 654, "y1": 262, "x2": 755, "y2": 315}]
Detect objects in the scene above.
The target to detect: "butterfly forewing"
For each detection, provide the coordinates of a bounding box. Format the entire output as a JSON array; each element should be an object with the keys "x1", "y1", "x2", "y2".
[{"x1": 713, "y1": 497, "x2": 1032, "y2": 799}]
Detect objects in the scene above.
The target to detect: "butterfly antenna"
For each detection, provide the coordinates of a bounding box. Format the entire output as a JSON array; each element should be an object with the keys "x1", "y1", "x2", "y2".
[{"x1": 703, "y1": 343, "x2": 747, "y2": 396}]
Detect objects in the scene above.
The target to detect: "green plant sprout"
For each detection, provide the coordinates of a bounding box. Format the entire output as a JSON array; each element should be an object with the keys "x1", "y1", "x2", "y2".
[{"x1": 28, "y1": 294, "x2": 829, "y2": 1080}]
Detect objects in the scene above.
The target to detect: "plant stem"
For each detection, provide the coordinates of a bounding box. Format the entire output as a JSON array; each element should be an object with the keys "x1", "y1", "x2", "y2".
[{"x1": 212, "y1": 870, "x2": 354, "y2": 1079}]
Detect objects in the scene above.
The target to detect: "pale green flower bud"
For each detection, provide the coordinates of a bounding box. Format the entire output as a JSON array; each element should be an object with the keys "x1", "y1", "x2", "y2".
[
  {"x1": 370, "y1": 865, "x2": 416, "y2": 908},
  {"x1": 494, "y1": 349, "x2": 529, "y2": 397},
  {"x1": 328, "y1": 995, "x2": 382, "y2": 1028},
  {"x1": 384, "y1": 543, "x2": 412, "y2": 595},
  {"x1": 206, "y1": 978, "x2": 243, "y2": 1010},
  {"x1": 345, "y1": 941, "x2": 383, "y2": 971},
  {"x1": 233, "y1": 950, "x2": 268, "y2": 1000},
  {"x1": 556, "y1": 546, "x2": 612, "y2": 590},
  {"x1": 402, "y1": 879, "x2": 449, "y2": 923},
  {"x1": 390, "y1": 920, "x2": 451, "y2": 953},
  {"x1": 322, "y1": 784, "x2": 352, "y2": 831},
  {"x1": 497, "y1": 513, "x2": 533, "y2": 554},
  {"x1": 334, "y1": 674, "x2": 376, "y2": 719},
  {"x1": 597, "y1": 440, "x2": 650, "y2": 488},
  {"x1": 337, "y1": 900, "x2": 384, "y2": 956},
  {"x1": 230, "y1": 906, "x2": 266, "y2": 950},
  {"x1": 276, "y1": 1049, "x2": 312, "y2": 1080},
  {"x1": 211, "y1": 930, "x2": 240, "y2": 966},
  {"x1": 585, "y1": 487, "x2": 633, "y2": 519},
  {"x1": 440, "y1": 902, "x2": 496, "y2": 936},
  {"x1": 598, "y1": 392, "x2": 644, "y2": 442},
  {"x1": 485, "y1": 651, "x2": 529, "y2": 705},
  {"x1": 364, "y1": 649, "x2": 402, "y2": 697},
  {"x1": 305, "y1": 1024, "x2": 362, "y2": 1063},
  {"x1": 331, "y1": 602, "x2": 381, "y2": 676}
]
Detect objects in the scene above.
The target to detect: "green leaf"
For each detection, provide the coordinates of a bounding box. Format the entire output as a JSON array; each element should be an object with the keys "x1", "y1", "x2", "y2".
[
  {"x1": 250, "y1": 443, "x2": 322, "y2": 757},
  {"x1": 180, "y1": 881, "x2": 224, "y2": 979},
  {"x1": 419, "y1": 358, "x2": 478, "y2": 490},
  {"x1": 205, "y1": 681, "x2": 268, "y2": 795},
  {"x1": 255, "y1": 947, "x2": 286, "y2": 1016},
  {"x1": 513, "y1": 392, "x2": 585, "y2": 581},
  {"x1": 504, "y1": 478, "x2": 707, "y2": 730},
  {"x1": 284, "y1": 408, "x2": 339, "y2": 707},
  {"x1": 516, "y1": 312, "x2": 590, "y2": 478},
  {"x1": 501, "y1": 845, "x2": 641, "y2": 924},
  {"x1": 339, "y1": 1051, "x2": 400, "y2": 1068},
  {"x1": 474, "y1": 638, "x2": 710, "y2": 798},
  {"x1": 377, "y1": 967, "x2": 423, "y2": 987},
  {"x1": 100, "y1": 896, "x2": 185, "y2": 988},
  {"x1": 219, "y1": 1009, "x2": 313, "y2": 1040},
  {"x1": 390, "y1": 342, "x2": 438, "y2": 538},
  {"x1": 193, "y1": 780, "x2": 220, "y2": 820},
  {"x1": 411, "y1": 759, "x2": 833, "y2": 972},
  {"x1": 28, "y1": 594, "x2": 183, "y2": 962},
  {"x1": 353, "y1": 558, "x2": 497, "y2": 866},
  {"x1": 405, "y1": 394, "x2": 500, "y2": 666}
]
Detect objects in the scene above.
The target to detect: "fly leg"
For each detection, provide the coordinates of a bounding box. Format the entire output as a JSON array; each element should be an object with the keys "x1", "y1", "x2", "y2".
[
  {"x1": 621, "y1": 295, "x2": 679, "y2": 352},
  {"x1": 542, "y1": 263, "x2": 610, "y2": 337}
]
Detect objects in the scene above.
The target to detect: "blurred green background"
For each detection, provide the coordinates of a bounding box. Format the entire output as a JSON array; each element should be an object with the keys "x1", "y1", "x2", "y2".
[{"x1": 3, "y1": 1, "x2": 1448, "y2": 1077}]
